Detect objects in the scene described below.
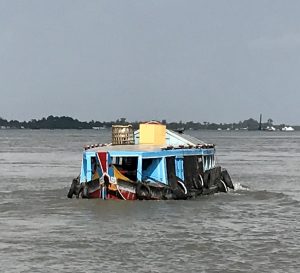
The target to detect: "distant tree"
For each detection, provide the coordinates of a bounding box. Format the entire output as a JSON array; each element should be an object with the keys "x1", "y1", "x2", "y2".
[
  {"x1": 120, "y1": 118, "x2": 127, "y2": 124},
  {"x1": 241, "y1": 118, "x2": 259, "y2": 130},
  {"x1": 267, "y1": 118, "x2": 273, "y2": 126},
  {"x1": 8, "y1": 120, "x2": 20, "y2": 128},
  {"x1": 0, "y1": 115, "x2": 297, "y2": 131},
  {"x1": 0, "y1": 117, "x2": 8, "y2": 126}
]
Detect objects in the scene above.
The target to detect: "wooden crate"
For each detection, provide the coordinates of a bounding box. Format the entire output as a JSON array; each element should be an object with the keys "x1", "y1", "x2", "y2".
[{"x1": 112, "y1": 125, "x2": 134, "y2": 145}]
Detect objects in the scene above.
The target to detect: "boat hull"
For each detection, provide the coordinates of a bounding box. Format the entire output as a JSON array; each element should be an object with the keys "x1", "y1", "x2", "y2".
[{"x1": 67, "y1": 166, "x2": 233, "y2": 200}]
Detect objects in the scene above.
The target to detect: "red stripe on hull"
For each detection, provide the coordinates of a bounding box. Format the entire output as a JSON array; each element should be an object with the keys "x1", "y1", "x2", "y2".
[
  {"x1": 85, "y1": 180, "x2": 137, "y2": 201},
  {"x1": 107, "y1": 193, "x2": 120, "y2": 200},
  {"x1": 88, "y1": 188, "x2": 123, "y2": 200},
  {"x1": 119, "y1": 189, "x2": 137, "y2": 200},
  {"x1": 97, "y1": 152, "x2": 107, "y2": 173},
  {"x1": 89, "y1": 189, "x2": 101, "y2": 198}
]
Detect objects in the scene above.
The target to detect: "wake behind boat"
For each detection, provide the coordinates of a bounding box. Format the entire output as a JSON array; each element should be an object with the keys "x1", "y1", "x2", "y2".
[{"x1": 67, "y1": 121, "x2": 234, "y2": 200}]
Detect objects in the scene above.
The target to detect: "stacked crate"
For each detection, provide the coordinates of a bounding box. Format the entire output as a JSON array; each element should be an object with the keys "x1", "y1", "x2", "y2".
[{"x1": 112, "y1": 125, "x2": 134, "y2": 145}]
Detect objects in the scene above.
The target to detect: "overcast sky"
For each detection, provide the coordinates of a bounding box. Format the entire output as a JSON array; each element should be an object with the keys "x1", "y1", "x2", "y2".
[{"x1": 1, "y1": 0, "x2": 300, "y2": 124}]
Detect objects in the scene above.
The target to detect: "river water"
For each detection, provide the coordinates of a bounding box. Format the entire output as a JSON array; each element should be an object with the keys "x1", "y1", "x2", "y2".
[{"x1": 0, "y1": 129, "x2": 299, "y2": 273}]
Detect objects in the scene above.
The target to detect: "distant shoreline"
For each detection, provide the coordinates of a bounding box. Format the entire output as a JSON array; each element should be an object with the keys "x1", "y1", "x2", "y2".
[{"x1": 0, "y1": 115, "x2": 299, "y2": 131}]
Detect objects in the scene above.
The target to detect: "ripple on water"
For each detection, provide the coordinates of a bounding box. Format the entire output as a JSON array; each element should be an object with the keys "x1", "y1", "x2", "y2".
[{"x1": 1, "y1": 130, "x2": 300, "y2": 272}]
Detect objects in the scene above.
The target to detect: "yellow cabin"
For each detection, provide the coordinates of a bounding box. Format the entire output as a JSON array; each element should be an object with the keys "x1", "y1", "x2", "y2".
[{"x1": 139, "y1": 121, "x2": 166, "y2": 145}]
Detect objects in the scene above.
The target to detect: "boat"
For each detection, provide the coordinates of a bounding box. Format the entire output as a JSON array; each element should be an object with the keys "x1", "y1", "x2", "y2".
[
  {"x1": 281, "y1": 126, "x2": 295, "y2": 131},
  {"x1": 265, "y1": 126, "x2": 276, "y2": 131},
  {"x1": 67, "y1": 121, "x2": 234, "y2": 200}
]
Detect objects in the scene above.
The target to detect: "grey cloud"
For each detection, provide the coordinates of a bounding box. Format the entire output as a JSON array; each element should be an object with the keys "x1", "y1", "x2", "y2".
[{"x1": 249, "y1": 32, "x2": 300, "y2": 50}]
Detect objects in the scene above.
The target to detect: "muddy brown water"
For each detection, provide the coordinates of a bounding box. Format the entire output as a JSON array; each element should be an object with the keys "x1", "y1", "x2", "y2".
[{"x1": 0, "y1": 129, "x2": 299, "y2": 273}]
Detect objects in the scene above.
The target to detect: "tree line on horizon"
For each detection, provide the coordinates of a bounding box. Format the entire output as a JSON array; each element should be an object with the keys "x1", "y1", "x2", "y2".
[{"x1": 0, "y1": 115, "x2": 298, "y2": 130}]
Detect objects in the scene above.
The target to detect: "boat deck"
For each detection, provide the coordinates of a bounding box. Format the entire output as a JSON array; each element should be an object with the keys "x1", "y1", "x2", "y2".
[
  {"x1": 84, "y1": 143, "x2": 215, "y2": 157},
  {"x1": 88, "y1": 144, "x2": 164, "y2": 153}
]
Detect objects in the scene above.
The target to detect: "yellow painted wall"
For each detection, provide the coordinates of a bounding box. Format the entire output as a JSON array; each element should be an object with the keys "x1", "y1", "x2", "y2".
[{"x1": 139, "y1": 123, "x2": 166, "y2": 145}]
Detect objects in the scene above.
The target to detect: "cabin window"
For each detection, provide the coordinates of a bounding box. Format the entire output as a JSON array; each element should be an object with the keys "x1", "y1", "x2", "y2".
[
  {"x1": 166, "y1": 156, "x2": 177, "y2": 187},
  {"x1": 202, "y1": 155, "x2": 215, "y2": 171},
  {"x1": 91, "y1": 156, "x2": 98, "y2": 180},
  {"x1": 85, "y1": 155, "x2": 98, "y2": 181},
  {"x1": 203, "y1": 156, "x2": 208, "y2": 170},
  {"x1": 111, "y1": 156, "x2": 138, "y2": 181},
  {"x1": 175, "y1": 157, "x2": 184, "y2": 181},
  {"x1": 142, "y1": 158, "x2": 164, "y2": 182},
  {"x1": 197, "y1": 156, "x2": 204, "y2": 174},
  {"x1": 183, "y1": 156, "x2": 203, "y2": 189}
]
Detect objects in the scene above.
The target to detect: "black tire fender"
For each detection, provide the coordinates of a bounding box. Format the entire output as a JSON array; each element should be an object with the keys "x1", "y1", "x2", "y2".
[
  {"x1": 177, "y1": 180, "x2": 188, "y2": 195},
  {"x1": 221, "y1": 169, "x2": 234, "y2": 189},
  {"x1": 67, "y1": 178, "x2": 77, "y2": 198},
  {"x1": 218, "y1": 180, "x2": 228, "y2": 193},
  {"x1": 136, "y1": 183, "x2": 151, "y2": 200}
]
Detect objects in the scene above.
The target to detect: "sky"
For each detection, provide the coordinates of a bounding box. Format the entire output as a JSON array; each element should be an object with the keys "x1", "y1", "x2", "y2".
[{"x1": 1, "y1": 0, "x2": 300, "y2": 124}]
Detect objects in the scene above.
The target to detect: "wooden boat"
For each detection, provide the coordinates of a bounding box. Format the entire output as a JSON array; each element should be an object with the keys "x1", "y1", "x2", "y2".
[{"x1": 67, "y1": 122, "x2": 234, "y2": 200}]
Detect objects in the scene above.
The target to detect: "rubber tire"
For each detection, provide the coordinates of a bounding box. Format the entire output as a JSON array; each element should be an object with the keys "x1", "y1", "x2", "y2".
[
  {"x1": 136, "y1": 183, "x2": 151, "y2": 200},
  {"x1": 67, "y1": 180, "x2": 76, "y2": 198}
]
